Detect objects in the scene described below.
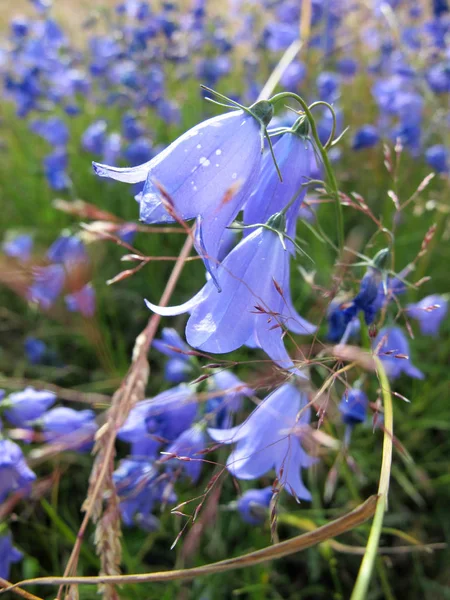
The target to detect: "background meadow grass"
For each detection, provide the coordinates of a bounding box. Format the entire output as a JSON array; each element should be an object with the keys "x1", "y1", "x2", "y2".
[{"x1": 0, "y1": 1, "x2": 450, "y2": 599}]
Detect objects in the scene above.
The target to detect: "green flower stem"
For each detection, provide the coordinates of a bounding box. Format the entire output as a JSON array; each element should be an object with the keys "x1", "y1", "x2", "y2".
[
  {"x1": 350, "y1": 357, "x2": 394, "y2": 600},
  {"x1": 269, "y1": 92, "x2": 345, "y2": 253}
]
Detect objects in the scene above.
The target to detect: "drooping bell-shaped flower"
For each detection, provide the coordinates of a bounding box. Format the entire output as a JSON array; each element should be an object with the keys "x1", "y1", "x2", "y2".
[
  {"x1": 24, "y1": 337, "x2": 47, "y2": 365},
  {"x1": 374, "y1": 326, "x2": 424, "y2": 380},
  {"x1": 145, "y1": 223, "x2": 315, "y2": 374},
  {"x1": 338, "y1": 388, "x2": 369, "y2": 426},
  {"x1": 93, "y1": 100, "x2": 273, "y2": 264},
  {"x1": 406, "y1": 294, "x2": 448, "y2": 336},
  {"x1": 2, "y1": 387, "x2": 56, "y2": 427},
  {"x1": 0, "y1": 533, "x2": 23, "y2": 581},
  {"x1": 243, "y1": 129, "x2": 312, "y2": 245},
  {"x1": 118, "y1": 384, "x2": 198, "y2": 458},
  {"x1": 206, "y1": 371, "x2": 252, "y2": 429},
  {"x1": 41, "y1": 408, "x2": 97, "y2": 452},
  {"x1": 208, "y1": 384, "x2": 315, "y2": 500},
  {"x1": 47, "y1": 234, "x2": 87, "y2": 265},
  {"x1": 28, "y1": 264, "x2": 65, "y2": 309},
  {"x1": 65, "y1": 283, "x2": 96, "y2": 318},
  {"x1": 237, "y1": 487, "x2": 273, "y2": 525},
  {"x1": 153, "y1": 328, "x2": 194, "y2": 384},
  {"x1": 0, "y1": 440, "x2": 36, "y2": 503},
  {"x1": 2, "y1": 234, "x2": 33, "y2": 262},
  {"x1": 164, "y1": 426, "x2": 207, "y2": 483}
]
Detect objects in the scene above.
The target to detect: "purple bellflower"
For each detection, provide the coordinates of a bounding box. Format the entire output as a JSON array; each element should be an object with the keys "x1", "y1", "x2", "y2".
[
  {"x1": 47, "y1": 234, "x2": 87, "y2": 265},
  {"x1": 113, "y1": 458, "x2": 175, "y2": 530},
  {"x1": 352, "y1": 125, "x2": 379, "y2": 150},
  {"x1": 28, "y1": 264, "x2": 65, "y2": 309},
  {"x1": 243, "y1": 131, "x2": 312, "y2": 244},
  {"x1": 0, "y1": 439, "x2": 36, "y2": 503},
  {"x1": 338, "y1": 388, "x2": 369, "y2": 426},
  {"x1": 2, "y1": 387, "x2": 56, "y2": 427},
  {"x1": 24, "y1": 337, "x2": 47, "y2": 364},
  {"x1": 153, "y1": 328, "x2": 194, "y2": 384},
  {"x1": 164, "y1": 426, "x2": 206, "y2": 482},
  {"x1": 41, "y1": 408, "x2": 97, "y2": 452},
  {"x1": 93, "y1": 101, "x2": 273, "y2": 264},
  {"x1": 65, "y1": 283, "x2": 96, "y2": 318},
  {"x1": 0, "y1": 534, "x2": 23, "y2": 581},
  {"x1": 406, "y1": 294, "x2": 448, "y2": 336},
  {"x1": 2, "y1": 234, "x2": 33, "y2": 262},
  {"x1": 237, "y1": 486, "x2": 273, "y2": 525},
  {"x1": 374, "y1": 326, "x2": 424, "y2": 380},
  {"x1": 118, "y1": 384, "x2": 198, "y2": 458},
  {"x1": 145, "y1": 224, "x2": 315, "y2": 375},
  {"x1": 206, "y1": 371, "x2": 252, "y2": 429},
  {"x1": 208, "y1": 384, "x2": 315, "y2": 500},
  {"x1": 30, "y1": 116, "x2": 69, "y2": 147},
  {"x1": 425, "y1": 145, "x2": 448, "y2": 174}
]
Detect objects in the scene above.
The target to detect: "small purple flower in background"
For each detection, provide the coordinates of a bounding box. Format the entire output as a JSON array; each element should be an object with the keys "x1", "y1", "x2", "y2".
[
  {"x1": 0, "y1": 439, "x2": 36, "y2": 503},
  {"x1": 82, "y1": 120, "x2": 107, "y2": 154},
  {"x1": 280, "y1": 61, "x2": 306, "y2": 89},
  {"x1": 93, "y1": 102, "x2": 273, "y2": 264},
  {"x1": 406, "y1": 294, "x2": 448, "y2": 336},
  {"x1": 65, "y1": 283, "x2": 96, "y2": 318},
  {"x1": 338, "y1": 389, "x2": 369, "y2": 426},
  {"x1": 164, "y1": 426, "x2": 206, "y2": 483},
  {"x1": 119, "y1": 385, "x2": 198, "y2": 458},
  {"x1": 0, "y1": 534, "x2": 23, "y2": 581},
  {"x1": 425, "y1": 145, "x2": 448, "y2": 174},
  {"x1": 146, "y1": 225, "x2": 315, "y2": 375},
  {"x1": 208, "y1": 384, "x2": 315, "y2": 501},
  {"x1": 41, "y1": 408, "x2": 97, "y2": 452},
  {"x1": 24, "y1": 337, "x2": 47, "y2": 365},
  {"x1": 113, "y1": 459, "x2": 175, "y2": 530},
  {"x1": 374, "y1": 326, "x2": 424, "y2": 380},
  {"x1": 237, "y1": 487, "x2": 273, "y2": 525},
  {"x1": 43, "y1": 149, "x2": 71, "y2": 191},
  {"x1": 153, "y1": 328, "x2": 194, "y2": 383},
  {"x1": 206, "y1": 371, "x2": 252, "y2": 429},
  {"x1": 1, "y1": 387, "x2": 56, "y2": 427},
  {"x1": 352, "y1": 125, "x2": 379, "y2": 150},
  {"x1": 2, "y1": 234, "x2": 33, "y2": 262},
  {"x1": 28, "y1": 264, "x2": 65, "y2": 309},
  {"x1": 47, "y1": 234, "x2": 87, "y2": 265},
  {"x1": 30, "y1": 116, "x2": 69, "y2": 147}
]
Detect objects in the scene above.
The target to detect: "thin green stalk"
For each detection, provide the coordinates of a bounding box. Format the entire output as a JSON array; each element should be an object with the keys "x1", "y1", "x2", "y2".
[{"x1": 350, "y1": 357, "x2": 394, "y2": 600}]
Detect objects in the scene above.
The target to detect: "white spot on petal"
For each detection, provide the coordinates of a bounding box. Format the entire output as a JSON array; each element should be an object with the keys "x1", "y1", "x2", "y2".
[
  {"x1": 232, "y1": 172, "x2": 237, "y2": 179},
  {"x1": 215, "y1": 149, "x2": 222, "y2": 155},
  {"x1": 199, "y1": 157, "x2": 211, "y2": 167},
  {"x1": 196, "y1": 144, "x2": 202, "y2": 149}
]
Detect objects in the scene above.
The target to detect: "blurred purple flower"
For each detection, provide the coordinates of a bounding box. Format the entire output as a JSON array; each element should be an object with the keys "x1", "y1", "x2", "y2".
[
  {"x1": 425, "y1": 145, "x2": 448, "y2": 173},
  {"x1": 47, "y1": 234, "x2": 87, "y2": 264},
  {"x1": 406, "y1": 294, "x2": 448, "y2": 336},
  {"x1": 43, "y1": 149, "x2": 71, "y2": 190},
  {"x1": 28, "y1": 264, "x2": 65, "y2": 309},
  {"x1": 0, "y1": 534, "x2": 23, "y2": 581},
  {"x1": 118, "y1": 384, "x2": 198, "y2": 458},
  {"x1": 2, "y1": 387, "x2": 56, "y2": 427},
  {"x1": 237, "y1": 487, "x2": 272, "y2": 525},
  {"x1": 165, "y1": 426, "x2": 206, "y2": 482},
  {"x1": 30, "y1": 116, "x2": 69, "y2": 147},
  {"x1": 0, "y1": 440, "x2": 36, "y2": 503},
  {"x1": 352, "y1": 125, "x2": 379, "y2": 150},
  {"x1": 24, "y1": 337, "x2": 47, "y2": 365},
  {"x1": 208, "y1": 384, "x2": 315, "y2": 500},
  {"x1": 2, "y1": 234, "x2": 33, "y2": 262},
  {"x1": 338, "y1": 388, "x2": 369, "y2": 426},
  {"x1": 65, "y1": 283, "x2": 96, "y2": 318},
  {"x1": 41, "y1": 408, "x2": 97, "y2": 452},
  {"x1": 374, "y1": 326, "x2": 424, "y2": 380}
]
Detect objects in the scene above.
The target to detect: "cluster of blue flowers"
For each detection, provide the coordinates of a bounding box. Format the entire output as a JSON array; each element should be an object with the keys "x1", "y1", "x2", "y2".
[
  {"x1": 2, "y1": 231, "x2": 95, "y2": 317},
  {"x1": 0, "y1": 386, "x2": 98, "y2": 579}
]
